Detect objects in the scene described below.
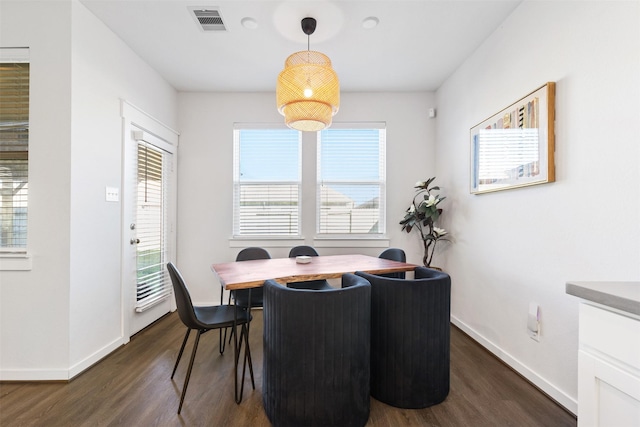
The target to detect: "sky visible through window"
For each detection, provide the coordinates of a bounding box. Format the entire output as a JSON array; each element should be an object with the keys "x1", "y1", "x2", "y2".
[
  {"x1": 239, "y1": 129, "x2": 299, "y2": 181},
  {"x1": 320, "y1": 128, "x2": 381, "y2": 205},
  {"x1": 238, "y1": 128, "x2": 382, "y2": 205}
]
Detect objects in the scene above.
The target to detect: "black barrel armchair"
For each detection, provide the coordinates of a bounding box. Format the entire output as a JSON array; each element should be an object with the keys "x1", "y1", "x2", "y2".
[
  {"x1": 356, "y1": 267, "x2": 451, "y2": 409},
  {"x1": 262, "y1": 274, "x2": 371, "y2": 427}
]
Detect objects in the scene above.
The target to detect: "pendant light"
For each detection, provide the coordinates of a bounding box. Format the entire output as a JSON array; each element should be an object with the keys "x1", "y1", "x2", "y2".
[{"x1": 276, "y1": 17, "x2": 340, "y2": 132}]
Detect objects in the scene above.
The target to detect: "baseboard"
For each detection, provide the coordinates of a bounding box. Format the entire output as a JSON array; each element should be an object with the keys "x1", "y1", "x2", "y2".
[
  {"x1": 450, "y1": 315, "x2": 578, "y2": 415},
  {"x1": 0, "y1": 336, "x2": 126, "y2": 381},
  {"x1": 68, "y1": 336, "x2": 125, "y2": 379}
]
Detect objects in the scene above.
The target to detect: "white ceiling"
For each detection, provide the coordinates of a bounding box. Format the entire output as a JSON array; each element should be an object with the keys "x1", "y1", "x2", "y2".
[{"x1": 79, "y1": 0, "x2": 523, "y2": 93}]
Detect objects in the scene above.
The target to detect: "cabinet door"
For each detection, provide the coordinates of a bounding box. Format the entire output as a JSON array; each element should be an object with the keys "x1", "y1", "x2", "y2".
[
  {"x1": 578, "y1": 303, "x2": 640, "y2": 427},
  {"x1": 578, "y1": 350, "x2": 640, "y2": 426}
]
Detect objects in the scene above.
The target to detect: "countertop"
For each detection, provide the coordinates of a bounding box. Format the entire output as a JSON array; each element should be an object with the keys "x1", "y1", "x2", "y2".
[{"x1": 566, "y1": 281, "x2": 640, "y2": 316}]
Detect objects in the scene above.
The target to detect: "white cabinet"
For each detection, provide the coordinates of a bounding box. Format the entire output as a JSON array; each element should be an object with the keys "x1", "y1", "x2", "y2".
[{"x1": 577, "y1": 303, "x2": 640, "y2": 427}]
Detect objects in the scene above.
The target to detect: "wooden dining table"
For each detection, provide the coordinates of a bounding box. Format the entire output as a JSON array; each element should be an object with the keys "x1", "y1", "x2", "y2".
[
  {"x1": 211, "y1": 253, "x2": 417, "y2": 404},
  {"x1": 211, "y1": 253, "x2": 417, "y2": 290}
]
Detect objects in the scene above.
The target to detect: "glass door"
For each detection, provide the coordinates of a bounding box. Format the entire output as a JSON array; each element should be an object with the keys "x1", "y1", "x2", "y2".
[{"x1": 124, "y1": 126, "x2": 175, "y2": 336}]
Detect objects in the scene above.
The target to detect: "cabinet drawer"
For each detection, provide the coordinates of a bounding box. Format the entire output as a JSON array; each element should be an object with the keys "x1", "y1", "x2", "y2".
[{"x1": 579, "y1": 303, "x2": 640, "y2": 369}]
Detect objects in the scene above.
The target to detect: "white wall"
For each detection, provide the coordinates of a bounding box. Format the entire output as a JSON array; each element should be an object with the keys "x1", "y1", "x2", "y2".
[
  {"x1": 176, "y1": 92, "x2": 437, "y2": 303},
  {"x1": 0, "y1": 0, "x2": 73, "y2": 380},
  {"x1": 68, "y1": 1, "x2": 178, "y2": 375},
  {"x1": 435, "y1": 0, "x2": 640, "y2": 413},
  {"x1": 0, "y1": 0, "x2": 178, "y2": 380}
]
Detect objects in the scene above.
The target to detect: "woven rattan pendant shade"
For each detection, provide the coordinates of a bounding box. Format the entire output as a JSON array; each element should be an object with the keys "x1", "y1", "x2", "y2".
[{"x1": 276, "y1": 22, "x2": 340, "y2": 132}]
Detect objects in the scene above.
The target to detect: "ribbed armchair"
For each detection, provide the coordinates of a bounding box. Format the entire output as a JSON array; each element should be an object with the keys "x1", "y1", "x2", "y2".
[
  {"x1": 356, "y1": 267, "x2": 451, "y2": 409},
  {"x1": 262, "y1": 274, "x2": 371, "y2": 427}
]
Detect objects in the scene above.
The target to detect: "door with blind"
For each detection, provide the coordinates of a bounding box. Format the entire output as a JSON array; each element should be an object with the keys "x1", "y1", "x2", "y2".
[{"x1": 122, "y1": 117, "x2": 177, "y2": 337}]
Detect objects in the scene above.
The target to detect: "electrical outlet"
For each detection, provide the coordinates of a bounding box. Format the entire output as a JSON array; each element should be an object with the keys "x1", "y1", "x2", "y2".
[
  {"x1": 528, "y1": 327, "x2": 540, "y2": 342},
  {"x1": 105, "y1": 186, "x2": 119, "y2": 202},
  {"x1": 528, "y1": 302, "x2": 540, "y2": 342}
]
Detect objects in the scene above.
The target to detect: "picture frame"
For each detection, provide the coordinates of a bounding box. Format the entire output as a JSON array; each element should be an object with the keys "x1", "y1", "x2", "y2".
[{"x1": 470, "y1": 82, "x2": 555, "y2": 194}]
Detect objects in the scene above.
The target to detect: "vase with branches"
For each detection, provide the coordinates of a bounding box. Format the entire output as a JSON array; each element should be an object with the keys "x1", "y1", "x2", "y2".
[{"x1": 400, "y1": 177, "x2": 450, "y2": 267}]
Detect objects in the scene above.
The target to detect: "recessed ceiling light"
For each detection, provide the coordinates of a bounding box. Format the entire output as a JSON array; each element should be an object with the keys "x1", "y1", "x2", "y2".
[
  {"x1": 362, "y1": 16, "x2": 379, "y2": 29},
  {"x1": 241, "y1": 17, "x2": 258, "y2": 29}
]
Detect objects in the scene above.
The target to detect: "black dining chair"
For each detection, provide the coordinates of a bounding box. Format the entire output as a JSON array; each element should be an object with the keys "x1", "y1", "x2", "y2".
[
  {"x1": 356, "y1": 267, "x2": 451, "y2": 409},
  {"x1": 221, "y1": 247, "x2": 272, "y2": 369},
  {"x1": 167, "y1": 262, "x2": 254, "y2": 413},
  {"x1": 287, "y1": 245, "x2": 333, "y2": 290},
  {"x1": 378, "y1": 247, "x2": 407, "y2": 279},
  {"x1": 231, "y1": 247, "x2": 271, "y2": 307},
  {"x1": 262, "y1": 273, "x2": 371, "y2": 427}
]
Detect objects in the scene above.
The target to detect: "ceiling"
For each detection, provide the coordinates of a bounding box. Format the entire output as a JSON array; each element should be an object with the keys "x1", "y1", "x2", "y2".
[{"x1": 79, "y1": 0, "x2": 523, "y2": 93}]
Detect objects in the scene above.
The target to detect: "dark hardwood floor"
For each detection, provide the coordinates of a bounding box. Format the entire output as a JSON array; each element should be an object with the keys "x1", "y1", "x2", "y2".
[{"x1": 1, "y1": 310, "x2": 576, "y2": 426}]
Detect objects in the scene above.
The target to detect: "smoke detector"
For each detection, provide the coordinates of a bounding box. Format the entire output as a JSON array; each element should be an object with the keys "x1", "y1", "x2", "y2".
[{"x1": 188, "y1": 7, "x2": 227, "y2": 32}]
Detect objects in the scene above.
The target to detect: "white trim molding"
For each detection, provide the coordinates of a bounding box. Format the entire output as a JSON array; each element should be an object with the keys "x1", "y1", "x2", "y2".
[{"x1": 451, "y1": 314, "x2": 578, "y2": 415}]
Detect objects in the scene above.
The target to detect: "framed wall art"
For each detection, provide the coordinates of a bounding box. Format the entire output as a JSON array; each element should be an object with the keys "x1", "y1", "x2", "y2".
[{"x1": 470, "y1": 82, "x2": 555, "y2": 194}]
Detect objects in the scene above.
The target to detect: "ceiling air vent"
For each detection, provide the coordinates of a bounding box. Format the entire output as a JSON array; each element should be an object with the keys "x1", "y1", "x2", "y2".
[{"x1": 189, "y1": 7, "x2": 226, "y2": 32}]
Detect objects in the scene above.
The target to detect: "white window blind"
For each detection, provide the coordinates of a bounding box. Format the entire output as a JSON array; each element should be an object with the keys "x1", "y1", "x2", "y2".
[
  {"x1": 135, "y1": 141, "x2": 171, "y2": 312},
  {"x1": 0, "y1": 49, "x2": 29, "y2": 251},
  {"x1": 317, "y1": 124, "x2": 386, "y2": 235},
  {"x1": 233, "y1": 126, "x2": 301, "y2": 236}
]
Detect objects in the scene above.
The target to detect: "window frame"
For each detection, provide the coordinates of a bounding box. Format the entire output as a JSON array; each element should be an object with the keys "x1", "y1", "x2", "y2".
[
  {"x1": 232, "y1": 124, "x2": 302, "y2": 239},
  {"x1": 229, "y1": 122, "x2": 389, "y2": 249}
]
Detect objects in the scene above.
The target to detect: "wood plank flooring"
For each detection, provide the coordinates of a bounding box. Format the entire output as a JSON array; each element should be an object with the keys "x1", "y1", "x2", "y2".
[{"x1": 1, "y1": 311, "x2": 576, "y2": 426}]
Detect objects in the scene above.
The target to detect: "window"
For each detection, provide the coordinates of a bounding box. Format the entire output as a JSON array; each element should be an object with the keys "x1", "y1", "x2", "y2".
[
  {"x1": 233, "y1": 126, "x2": 301, "y2": 237},
  {"x1": 317, "y1": 124, "x2": 386, "y2": 236},
  {"x1": 0, "y1": 48, "x2": 29, "y2": 252},
  {"x1": 134, "y1": 139, "x2": 172, "y2": 312}
]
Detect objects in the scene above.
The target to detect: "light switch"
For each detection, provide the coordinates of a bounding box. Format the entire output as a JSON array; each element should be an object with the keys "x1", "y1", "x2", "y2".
[{"x1": 105, "y1": 186, "x2": 119, "y2": 202}]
